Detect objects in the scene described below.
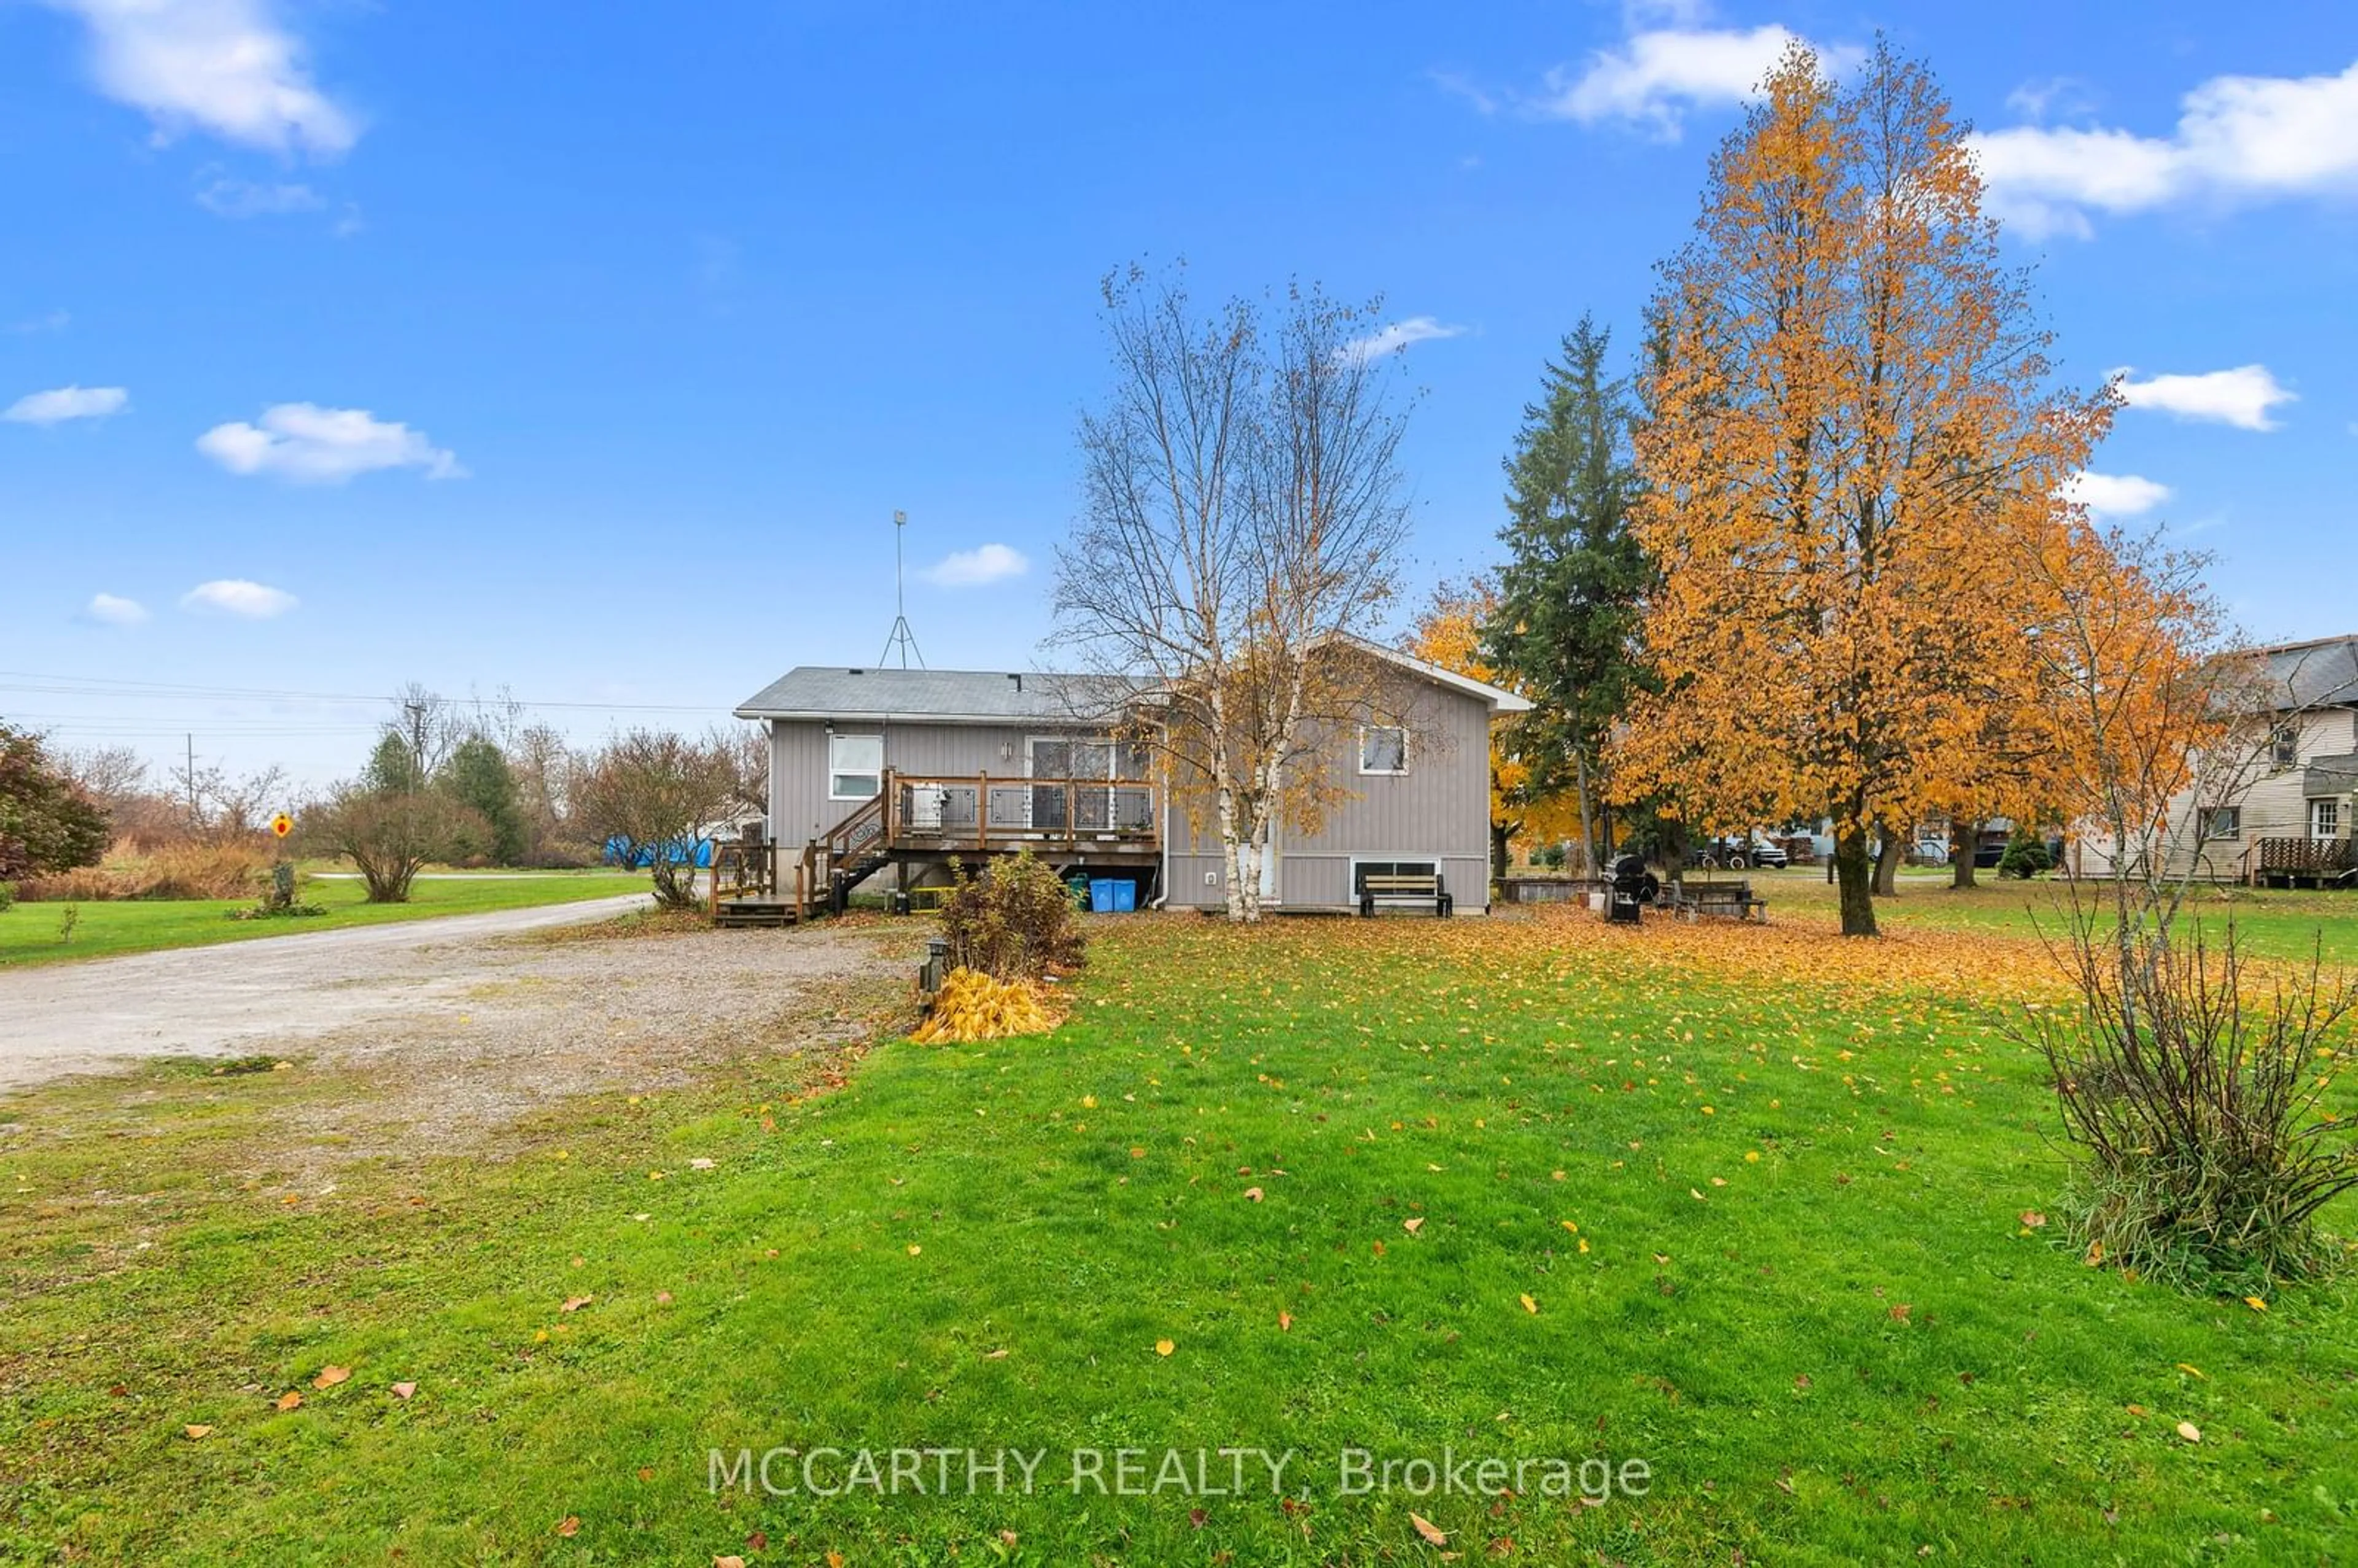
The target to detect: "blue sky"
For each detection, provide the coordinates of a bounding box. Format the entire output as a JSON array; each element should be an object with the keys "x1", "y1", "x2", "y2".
[{"x1": 6, "y1": 0, "x2": 2356, "y2": 785}]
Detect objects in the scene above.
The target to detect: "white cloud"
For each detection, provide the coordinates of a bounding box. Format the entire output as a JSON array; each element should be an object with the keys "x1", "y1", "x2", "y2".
[
  {"x1": 194, "y1": 175, "x2": 324, "y2": 218},
  {"x1": 5, "y1": 309, "x2": 71, "y2": 335},
  {"x1": 1537, "y1": 25, "x2": 1859, "y2": 139},
  {"x1": 1971, "y1": 58, "x2": 2358, "y2": 237},
  {"x1": 4, "y1": 384, "x2": 128, "y2": 424},
  {"x1": 1429, "y1": 69, "x2": 1499, "y2": 117},
  {"x1": 45, "y1": 0, "x2": 357, "y2": 155},
  {"x1": 2113, "y1": 365, "x2": 2296, "y2": 432},
  {"x1": 1342, "y1": 316, "x2": 1466, "y2": 363},
  {"x1": 2004, "y1": 75, "x2": 2095, "y2": 123},
  {"x1": 181, "y1": 578, "x2": 297, "y2": 618},
  {"x1": 196, "y1": 403, "x2": 465, "y2": 484},
  {"x1": 2061, "y1": 470, "x2": 2171, "y2": 518},
  {"x1": 922, "y1": 543, "x2": 1029, "y2": 588},
  {"x1": 84, "y1": 592, "x2": 149, "y2": 626}
]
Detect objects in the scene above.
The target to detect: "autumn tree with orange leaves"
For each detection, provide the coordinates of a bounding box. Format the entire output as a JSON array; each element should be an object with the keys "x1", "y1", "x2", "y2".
[{"x1": 1615, "y1": 41, "x2": 2113, "y2": 936}]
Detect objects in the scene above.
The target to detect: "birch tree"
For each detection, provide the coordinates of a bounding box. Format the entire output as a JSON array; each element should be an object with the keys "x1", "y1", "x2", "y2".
[{"x1": 1053, "y1": 266, "x2": 1414, "y2": 921}]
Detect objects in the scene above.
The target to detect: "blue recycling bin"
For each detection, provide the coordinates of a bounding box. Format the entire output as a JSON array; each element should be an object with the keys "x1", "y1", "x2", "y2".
[{"x1": 1089, "y1": 879, "x2": 1136, "y2": 914}]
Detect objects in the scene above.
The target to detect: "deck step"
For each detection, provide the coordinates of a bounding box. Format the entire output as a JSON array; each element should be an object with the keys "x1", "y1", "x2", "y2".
[{"x1": 714, "y1": 899, "x2": 804, "y2": 929}]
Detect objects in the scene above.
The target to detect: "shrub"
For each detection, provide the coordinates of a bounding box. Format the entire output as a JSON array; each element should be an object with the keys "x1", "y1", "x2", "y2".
[
  {"x1": 0, "y1": 723, "x2": 109, "y2": 880},
  {"x1": 300, "y1": 787, "x2": 488, "y2": 903},
  {"x1": 939, "y1": 850, "x2": 1086, "y2": 982},
  {"x1": 1998, "y1": 828, "x2": 2052, "y2": 880},
  {"x1": 0, "y1": 880, "x2": 13, "y2": 912},
  {"x1": 2022, "y1": 918, "x2": 2358, "y2": 1292}
]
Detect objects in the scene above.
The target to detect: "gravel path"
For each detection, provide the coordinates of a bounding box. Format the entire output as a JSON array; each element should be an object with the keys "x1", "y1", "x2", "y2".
[{"x1": 0, "y1": 896, "x2": 914, "y2": 1124}]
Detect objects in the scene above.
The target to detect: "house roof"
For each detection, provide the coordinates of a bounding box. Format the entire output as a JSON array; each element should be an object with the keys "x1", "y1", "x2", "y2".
[
  {"x1": 2307, "y1": 753, "x2": 2358, "y2": 798},
  {"x1": 2253, "y1": 634, "x2": 2358, "y2": 711},
  {"x1": 735, "y1": 643, "x2": 1534, "y2": 724},
  {"x1": 733, "y1": 667, "x2": 1137, "y2": 724}
]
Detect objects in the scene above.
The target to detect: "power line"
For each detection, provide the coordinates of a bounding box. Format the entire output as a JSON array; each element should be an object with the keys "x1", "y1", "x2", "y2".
[{"x1": 0, "y1": 670, "x2": 724, "y2": 715}]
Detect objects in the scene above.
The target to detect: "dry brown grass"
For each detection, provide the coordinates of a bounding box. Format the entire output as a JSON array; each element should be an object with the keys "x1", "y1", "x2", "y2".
[{"x1": 17, "y1": 844, "x2": 270, "y2": 902}]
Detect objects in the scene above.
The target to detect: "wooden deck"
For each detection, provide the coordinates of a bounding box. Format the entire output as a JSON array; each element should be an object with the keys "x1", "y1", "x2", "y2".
[
  {"x1": 712, "y1": 770, "x2": 1162, "y2": 926},
  {"x1": 2246, "y1": 836, "x2": 2358, "y2": 888}
]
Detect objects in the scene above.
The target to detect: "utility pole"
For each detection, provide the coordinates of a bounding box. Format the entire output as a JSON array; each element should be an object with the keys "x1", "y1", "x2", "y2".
[{"x1": 405, "y1": 700, "x2": 428, "y2": 781}]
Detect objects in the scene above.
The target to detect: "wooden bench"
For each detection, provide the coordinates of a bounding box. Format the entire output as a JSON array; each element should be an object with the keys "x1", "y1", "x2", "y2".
[
  {"x1": 1667, "y1": 879, "x2": 1765, "y2": 922},
  {"x1": 1360, "y1": 872, "x2": 1453, "y2": 918}
]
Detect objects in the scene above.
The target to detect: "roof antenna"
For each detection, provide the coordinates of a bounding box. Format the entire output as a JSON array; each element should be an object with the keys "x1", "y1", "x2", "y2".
[{"x1": 878, "y1": 508, "x2": 925, "y2": 669}]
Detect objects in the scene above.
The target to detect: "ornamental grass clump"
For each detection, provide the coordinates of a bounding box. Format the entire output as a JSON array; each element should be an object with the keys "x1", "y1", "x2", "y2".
[
  {"x1": 910, "y1": 966, "x2": 1062, "y2": 1043},
  {"x1": 2022, "y1": 917, "x2": 2357, "y2": 1294}
]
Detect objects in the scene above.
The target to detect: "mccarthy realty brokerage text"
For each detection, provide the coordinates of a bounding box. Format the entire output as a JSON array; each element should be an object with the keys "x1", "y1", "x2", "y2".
[{"x1": 709, "y1": 1446, "x2": 1654, "y2": 1501}]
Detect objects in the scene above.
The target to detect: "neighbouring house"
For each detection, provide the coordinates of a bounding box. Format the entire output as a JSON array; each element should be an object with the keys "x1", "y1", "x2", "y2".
[
  {"x1": 722, "y1": 644, "x2": 1530, "y2": 923},
  {"x1": 2125, "y1": 634, "x2": 2358, "y2": 887}
]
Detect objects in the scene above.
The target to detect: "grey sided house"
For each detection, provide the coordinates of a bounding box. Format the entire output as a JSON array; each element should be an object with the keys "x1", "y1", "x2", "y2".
[{"x1": 726, "y1": 646, "x2": 1530, "y2": 920}]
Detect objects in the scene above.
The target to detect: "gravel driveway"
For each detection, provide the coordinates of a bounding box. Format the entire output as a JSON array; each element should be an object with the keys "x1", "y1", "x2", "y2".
[{"x1": 0, "y1": 896, "x2": 916, "y2": 1127}]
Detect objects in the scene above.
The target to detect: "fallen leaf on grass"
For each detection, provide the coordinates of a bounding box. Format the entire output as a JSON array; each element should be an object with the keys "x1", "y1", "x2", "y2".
[
  {"x1": 714, "y1": 1557, "x2": 745, "y2": 1568},
  {"x1": 907, "y1": 1244, "x2": 922, "y2": 1257},
  {"x1": 2176, "y1": 1363, "x2": 2205, "y2": 1380},
  {"x1": 1519, "y1": 1294, "x2": 1538, "y2": 1314},
  {"x1": 690, "y1": 1158, "x2": 715, "y2": 1171},
  {"x1": 656, "y1": 1291, "x2": 674, "y2": 1305},
  {"x1": 2244, "y1": 1295, "x2": 2268, "y2": 1312},
  {"x1": 1403, "y1": 1217, "x2": 1424, "y2": 1234},
  {"x1": 183, "y1": 1424, "x2": 213, "y2": 1440},
  {"x1": 312, "y1": 1365, "x2": 350, "y2": 1390},
  {"x1": 984, "y1": 1348, "x2": 1010, "y2": 1359},
  {"x1": 1278, "y1": 1311, "x2": 1293, "y2": 1332},
  {"x1": 389, "y1": 1381, "x2": 416, "y2": 1400},
  {"x1": 1411, "y1": 1510, "x2": 1448, "y2": 1545},
  {"x1": 2176, "y1": 1421, "x2": 2201, "y2": 1443},
  {"x1": 2125, "y1": 1403, "x2": 2147, "y2": 1416},
  {"x1": 562, "y1": 1295, "x2": 594, "y2": 1313},
  {"x1": 2020, "y1": 1210, "x2": 2046, "y2": 1228},
  {"x1": 274, "y1": 1391, "x2": 302, "y2": 1411},
  {"x1": 556, "y1": 1515, "x2": 580, "y2": 1537},
  {"x1": 1888, "y1": 1304, "x2": 1912, "y2": 1324},
  {"x1": 1154, "y1": 1338, "x2": 1175, "y2": 1357},
  {"x1": 1243, "y1": 1187, "x2": 1264, "y2": 1202}
]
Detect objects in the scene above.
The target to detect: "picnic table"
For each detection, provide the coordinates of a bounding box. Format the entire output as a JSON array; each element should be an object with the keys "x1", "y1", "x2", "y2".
[{"x1": 1661, "y1": 877, "x2": 1766, "y2": 922}]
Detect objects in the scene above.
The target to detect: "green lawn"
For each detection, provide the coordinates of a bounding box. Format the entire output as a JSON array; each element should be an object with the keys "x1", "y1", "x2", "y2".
[
  {"x1": 2, "y1": 907, "x2": 2352, "y2": 1562},
  {"x1": 1723, "y1": 866, "x2": 2358, "y2": 965},
  {"x1": 0, "y1": 872, "x2": 650, "y2": 968}
]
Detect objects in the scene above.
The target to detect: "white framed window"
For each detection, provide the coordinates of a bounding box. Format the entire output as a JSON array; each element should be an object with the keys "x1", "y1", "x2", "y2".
[
  {"x1": 2199, "y1": 805, "x2": 2241, "y2": 840},
  {"x1": 1359, "y1": 724, "x2": 1408, "y2": 775},
  {"x1": 828, "y1": 733, "x2": 883, "y2": 800},
  {"x1": 1350, "y1": 858, "x2": 1438, "y2": 897},
  {"x1": 2314, "y1": 799, "x2": 2343, "y2": 840}
]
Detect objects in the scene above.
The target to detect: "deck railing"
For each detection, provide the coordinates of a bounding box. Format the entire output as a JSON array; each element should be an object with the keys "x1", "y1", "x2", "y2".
[
  {"x1": 884, "y1": 770, "x2": 1159, "y2": 855},
  {"x1": 2251, "y1": 836, "x2": 2358, "y2": 883},
  {"x1": 708, "y1": 840, "x2": 812, "y2": 917}
]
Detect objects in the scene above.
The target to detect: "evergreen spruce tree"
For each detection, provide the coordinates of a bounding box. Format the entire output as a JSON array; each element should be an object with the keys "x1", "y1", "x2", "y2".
[{"x1": 1485, "y1": 315, "x2": 1652, "y2": 872}]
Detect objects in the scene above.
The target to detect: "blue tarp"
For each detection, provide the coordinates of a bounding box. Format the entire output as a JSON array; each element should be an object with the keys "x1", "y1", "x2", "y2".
[{"x1": 602, "y1": 836, "x2": 714, "y2": 869}]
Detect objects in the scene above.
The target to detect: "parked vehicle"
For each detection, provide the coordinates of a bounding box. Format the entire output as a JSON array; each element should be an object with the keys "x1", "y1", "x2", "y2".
[
  {"x1": 1692, "y1": 832, "x2": 1788, "y2": 871},
  {"x1": 1912, "y1": 838, "x2": 1950, "y2": 867}
]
